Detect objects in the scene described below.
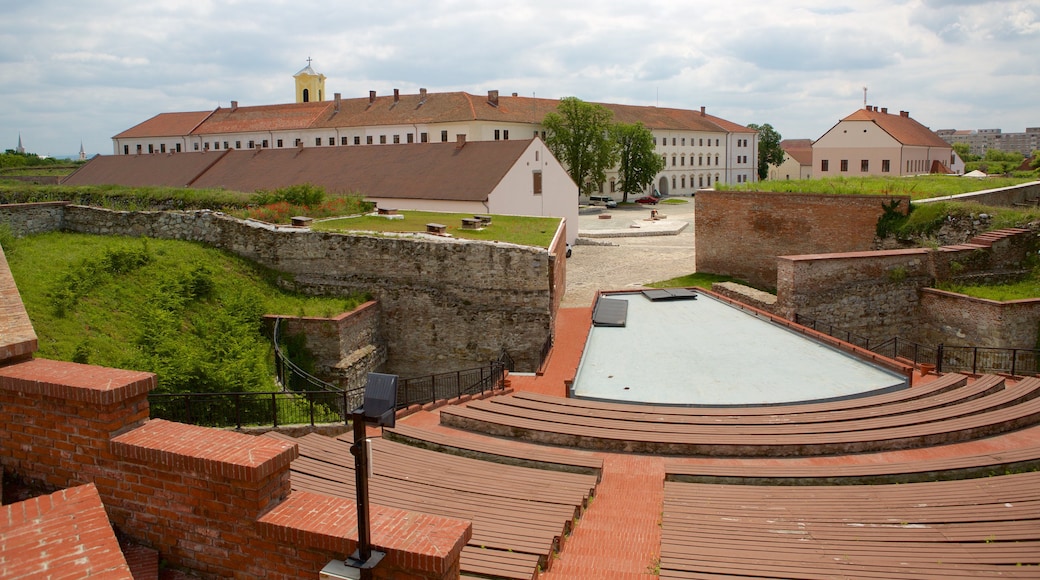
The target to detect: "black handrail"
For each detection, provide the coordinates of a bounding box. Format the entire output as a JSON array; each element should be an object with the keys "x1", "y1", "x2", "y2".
[
  {"x1": 148, "y1": 361, "x2": 507, "y2": 428},
  {"x1": 795, "y1": 314, "x2": 1038, "y2": 376},
  {"x1": 271, "y1": 317, "x2": 342, "y2": 393}
]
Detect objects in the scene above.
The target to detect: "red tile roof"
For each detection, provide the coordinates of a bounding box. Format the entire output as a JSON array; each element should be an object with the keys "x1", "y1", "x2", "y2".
[
  {"x1": 118, "y1": 91, "x2": 754, "y2": 138},
  {"x1": 113, "y1": 110, "x2": 213, "y2": 139},
  {"x1": 62, "y1": 150, "x2": 231, "y2": 187},
  {"x1": 61, "y1": 139, "x2": 534, "y2": 201},
  {"x1": 190, "y1": 139, "x2": 531, "y2": 199},
  {"x1": 1, "y1": 484, "x2": 133, "y2": 579},
  {"x1": 842, "y1": 107, "x2": 950, "y2": 148},
  {"x1": 780, "y1": 139, "x2": 813, "y2": 165}
]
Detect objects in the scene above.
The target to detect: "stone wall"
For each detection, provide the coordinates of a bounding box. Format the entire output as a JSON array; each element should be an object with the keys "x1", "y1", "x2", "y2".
[
  {"x1": 265, "y1": 300, "x2": 388, "y2": 390},
  {"x1": 777, "y1": 230, "x2": 1038, "y2": 348},
  {"x1": 1, "y1": 204, "x2": 558, "y2": 376},
  {"x1": 695, "y1": 190, "x2": 909, "y2": 289},
  {"x1": 917, "y1": 289, "x2": 1040, "y2": 349},
  {"x1": 777, "y1": 249, "x2": 932, "y2": 342},
  {"x1": 0, "y1": 201, "x2": 66, "y2": 236}
]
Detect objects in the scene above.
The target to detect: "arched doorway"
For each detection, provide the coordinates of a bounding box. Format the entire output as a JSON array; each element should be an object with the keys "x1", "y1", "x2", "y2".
[{"x1": 657, "y1": 176, "x2": 669, "y2": 196}]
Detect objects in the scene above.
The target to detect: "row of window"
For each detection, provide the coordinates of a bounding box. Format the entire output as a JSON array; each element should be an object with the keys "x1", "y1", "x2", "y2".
[
  {"x1": 665, "y1": 154, "x2": 724, "y2": 167},
  {"x1": 655, "y1": 137, "x2": 724, "y2": 148},
  {"x1": 123, "y1": 127, "x2": 537, "y2": 155},
  {"x1": 820, "y1": 159, "x2": 892, "y2": 173},
  {"x1": 601, "y1": 172, "x2": 727, "y2": 192}
]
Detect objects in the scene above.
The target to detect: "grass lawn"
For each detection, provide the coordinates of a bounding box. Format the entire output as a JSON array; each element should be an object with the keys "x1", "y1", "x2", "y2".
[
  {"x1": 716, "y1": 175, "x2": 1036, "y2": 200},
  {"x1": 3, "y1": 232, "x2": 367, "y2": 391},
  {"x1": 313, "y1": 211, "x2": 561, "y2": 248},
  {"x1": 938, "y1": 271, "x2": 1040, "y2": 302},
  {"x1": 648, "y1": 272, "x2": 749, "y2": 290}
]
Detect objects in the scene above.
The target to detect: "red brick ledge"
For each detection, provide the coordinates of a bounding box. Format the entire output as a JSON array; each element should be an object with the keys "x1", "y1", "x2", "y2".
[
  {"x1": 0, "y1": 245, "x2": 37, "y2": 363},
  {"x1": 0, "y1": 358, "x2": 156, "y2": 405},
  {"x1": 257, "y1": 490, "x2": 471, "y2": 577},
  {"x1": 110, "y1": 419, "x2": 298, "y2": 483}
]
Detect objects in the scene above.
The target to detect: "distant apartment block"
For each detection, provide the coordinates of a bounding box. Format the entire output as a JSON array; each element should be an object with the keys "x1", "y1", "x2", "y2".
[{"x1": 935, "y1": 127, "x2": 1040, "y2": 157}]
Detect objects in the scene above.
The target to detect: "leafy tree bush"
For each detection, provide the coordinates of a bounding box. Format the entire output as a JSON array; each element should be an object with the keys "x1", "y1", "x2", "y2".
[{"x1": 251, "y1": 183, "x2": 327, "y2": 207}]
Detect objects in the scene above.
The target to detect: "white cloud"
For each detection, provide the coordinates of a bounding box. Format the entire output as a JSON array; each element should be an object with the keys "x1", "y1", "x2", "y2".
[{"x1": 2, "y1": 0, "x2": 1037, "y2": 156}]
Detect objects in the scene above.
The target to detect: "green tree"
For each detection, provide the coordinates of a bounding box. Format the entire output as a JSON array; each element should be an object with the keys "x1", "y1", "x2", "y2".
[
  {"x1": 1030, "y1": 150, "x2": 1040, "y2": 171},
  {"x1": 542, "y1": 97, "x2": 619, "y2": 195},
  {"x1": 952, "y1": 142, "x2": 979, "y2": 162},
  {"x1": 612, "y1": 122, "x2": 665, "y2": 201},
  {"x1": 746, "y1": 123, "x2": 784, "y2": 181}
]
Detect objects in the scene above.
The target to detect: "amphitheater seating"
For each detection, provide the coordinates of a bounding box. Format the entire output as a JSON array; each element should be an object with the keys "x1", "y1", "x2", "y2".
[
  {"x1": 263, "y1": 431, "x2": 598, "y2": 580},
  {"x1": 660, "y1": 472, "x2": 1040, "y2": 579},
  {"x1": 383, "y1": 422, "x2": 603, "y2": 477},
  {"x1": 439, "y1": 375, "x2": 1040, "y2": 456}
]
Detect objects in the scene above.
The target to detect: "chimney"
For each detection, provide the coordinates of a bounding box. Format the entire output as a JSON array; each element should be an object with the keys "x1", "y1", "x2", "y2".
[
  {"x1": 231, "y1": 100, "x2": 238, "y2": 111},
  {"x1": 419, "y1": 88, "x2": 427, "y2": 102},
  {"x1": 456, "y1": 134, "x2": 467, "y2": 149},
  {"x1": 394, "y1": 88, "x2": 400, "y2": 103},
  {"x1": 488, "y1": 90, "x2": 499, "y2": 107},
  {"x1": 369, "y1": 90, "x2": 376, "y2": 103},
  {"x1": 881, "y1": 107, "x2": 888, "y2": 114},
  {"x1": 334, "y1": 93, "x2": 341, "y2": 112},
  {"x1": 700, "y1": 106, "x2": 706, "y2": 117},
  {"x1": 901, "y1": 110, "x2": 910, "y2": 118}
]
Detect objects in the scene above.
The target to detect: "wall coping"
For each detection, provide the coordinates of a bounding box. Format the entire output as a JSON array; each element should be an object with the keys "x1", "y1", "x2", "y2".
[
  {"x1": 779, "y1": 248, "x2": 929, "y2": 262},
  {"x1": 0, "y1": 246, "x2": 37, "y2": 363},
  {"x1": 0, "y1": 358, "x2": 155, "y2": 405},
  {"x1": 922, "y1": 286, "x2": 1040, "y2": 306},
  {"x1": 912, "y1": 180, "x2": 1040, "y2": 205},
  {"x1": 110, "y1": 419, "x2": 299, "y2": 483},
  {"x1": 699, "y1": 189, "x2": 912, "y2": 202},
  {"x1": 257, "y1": 490, "x2": 472, "y2": 576},
  {"x1": 263, "y1": 300, "x2": 379, "y2": 324}
]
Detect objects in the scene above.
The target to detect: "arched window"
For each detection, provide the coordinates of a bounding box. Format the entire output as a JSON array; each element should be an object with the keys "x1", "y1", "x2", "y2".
[
  {"x1": 302, "y1": 88, "x2": 310, "y2": 103},
  {"x1": 681, "y1": 175, "x2": 686, "y2": 188},
  {"x1": 715, "y1": 154, "x2": 720, "y2": 165},
  {"x1": 699, "y1": 175, "x2": 704, "y2": 187},
  {"x1": 698, "y1": 155, "x2": 703, "y2": 166},
  {"x1": 671, "y1": 176, "x2": 676, "y2": 189},
  {"x1": 706, "y1": 174, "x2": 711, "y2": 186}
]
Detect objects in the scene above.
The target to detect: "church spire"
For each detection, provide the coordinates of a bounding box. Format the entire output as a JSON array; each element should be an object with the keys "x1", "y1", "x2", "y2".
[
  {"x1": 294, "y1": 58, "x2": 326, "y2": 104},
  {"x1": 16, "y1": 133, "x2": 25, "y2": 154}
]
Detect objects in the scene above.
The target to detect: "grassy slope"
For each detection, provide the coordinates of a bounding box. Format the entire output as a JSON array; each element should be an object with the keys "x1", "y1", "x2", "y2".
[
  {"x1": 313, "y1": 212, "x2": 561, "y2": 247},
  {"x1": 716, "y1": 175, "x2": 1035, "y2": 200},
  {"x1": 4, "y1": 232, "x2": 366, "y2": 392}
]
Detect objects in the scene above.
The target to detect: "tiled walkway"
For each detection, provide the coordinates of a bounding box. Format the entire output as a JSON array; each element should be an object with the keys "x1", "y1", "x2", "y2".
[{"x1": 400, "y1": 306, "x2": 1040, "y2": 579}]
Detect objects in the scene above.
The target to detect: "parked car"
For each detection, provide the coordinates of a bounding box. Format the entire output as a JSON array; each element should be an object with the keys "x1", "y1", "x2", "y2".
[
  {"x1": 589, "y1": 195, "x2": 618, "y2": 208},
  {"x1": 635, "y1": 196, "x2": 659, "y2": 205}
]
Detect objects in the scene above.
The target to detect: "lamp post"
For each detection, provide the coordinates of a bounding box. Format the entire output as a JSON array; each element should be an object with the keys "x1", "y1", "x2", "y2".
[{"x1": 344, "y1": 373, "x2": 398, "y2": 579}]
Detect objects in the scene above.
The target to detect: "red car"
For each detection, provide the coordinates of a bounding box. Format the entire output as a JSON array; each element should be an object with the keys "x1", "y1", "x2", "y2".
[{"x1": 634, "y1": 196, "x2": 659, "y2": 205}]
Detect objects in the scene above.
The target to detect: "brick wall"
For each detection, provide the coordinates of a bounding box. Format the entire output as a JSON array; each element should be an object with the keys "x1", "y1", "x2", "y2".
[
  {"x1": 695, "y1": 190, "x2": 909, "y2": 289},
  {"x1": 917, "y1": 289, "x2": 1040, "y2": 349},
  {"x1": 0, "y1": 359, "x2": 470, "y2": 579},
  {"x1": 0, "y1": 245, "x2": 36, "y2": 361},
  {"x1": 0, "y1": 203, "x2": 558, "y2": 375}
]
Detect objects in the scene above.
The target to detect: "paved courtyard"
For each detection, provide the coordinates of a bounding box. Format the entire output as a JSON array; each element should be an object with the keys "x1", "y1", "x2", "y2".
[{"x1": 563, "y1": 199, "x2": 698, "y2": 308}]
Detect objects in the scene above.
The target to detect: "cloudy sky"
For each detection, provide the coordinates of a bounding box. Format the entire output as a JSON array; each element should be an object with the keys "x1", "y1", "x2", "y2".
[{"x1": 2, "y1": 0, "x2": 1037, "y2": 157}]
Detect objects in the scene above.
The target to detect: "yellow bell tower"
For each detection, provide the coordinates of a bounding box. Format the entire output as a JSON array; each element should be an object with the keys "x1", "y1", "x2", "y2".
[{"x1": 294, "y1": 58, "x2": 326, "y2": 103}]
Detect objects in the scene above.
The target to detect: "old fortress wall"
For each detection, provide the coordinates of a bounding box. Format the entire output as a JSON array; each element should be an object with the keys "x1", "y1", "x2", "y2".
[{"x1": 0, "y1": 202, "x2": 560, "y2": 377}]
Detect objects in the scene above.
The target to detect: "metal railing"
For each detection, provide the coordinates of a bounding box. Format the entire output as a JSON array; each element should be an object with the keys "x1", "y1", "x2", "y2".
[
  {"x1": 148, "y1": 361, "x2": 507, "y2": 428},
  {"x1": 272, "y1": 317, "x2": 341, "y2": 393},
  {"x1": 795, "y1": 314, "x2": 1039, "y2": 377}
]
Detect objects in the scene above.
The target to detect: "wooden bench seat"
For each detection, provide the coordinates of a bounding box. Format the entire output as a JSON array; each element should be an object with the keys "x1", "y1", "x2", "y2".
[
  {"x1": 476, "y1": 374, "x2": 1011, "y2": 433},
  {"x1": 384, "y1": 423, "x2": 603, "y2": 478},
  {"x1": 264, "y1": 431, "x2": 598, "y2": 579},
  {"x1": 660, "y1": 472, "x2": 1040, "y2": 579},
  {"x1": 440, "y1": 376, "x2": 1040, "y2": 456}
]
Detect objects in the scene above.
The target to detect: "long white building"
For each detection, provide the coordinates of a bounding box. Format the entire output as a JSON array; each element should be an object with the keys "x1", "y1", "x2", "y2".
[{"x1": 113, "y1": 64, "x2": 759, "y2": 197}]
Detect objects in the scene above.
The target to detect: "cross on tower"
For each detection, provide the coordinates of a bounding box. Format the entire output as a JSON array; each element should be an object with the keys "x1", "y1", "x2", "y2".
[{"x1": 307, "y1": 57, "x2": 312, "y2": 67}]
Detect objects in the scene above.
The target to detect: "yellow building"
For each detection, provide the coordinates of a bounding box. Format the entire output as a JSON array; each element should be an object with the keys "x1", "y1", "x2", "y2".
[{"x1": 293, "y1": 58, "x2": 326, "y2": 103}]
